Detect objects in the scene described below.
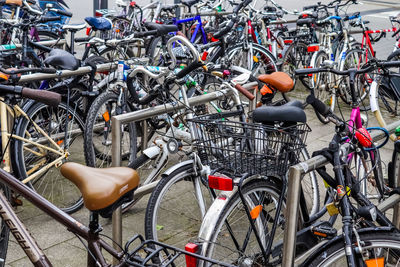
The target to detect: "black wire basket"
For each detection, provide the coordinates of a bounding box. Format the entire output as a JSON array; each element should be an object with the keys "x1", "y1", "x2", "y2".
[{"x1": 191, "y1": 117, "x2": 311, "y2": 178}]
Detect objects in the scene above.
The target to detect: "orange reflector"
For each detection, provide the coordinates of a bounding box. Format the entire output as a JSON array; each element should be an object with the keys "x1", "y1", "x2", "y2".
[
  {"x1": 307, "y1": 45, "x2": 319, "y2": 52},
  {"x1": 260, "y1": 84, "x2": 273, "y2": 95},
  {"x1": 102, "y1": 111, "x2": 110, "y2": 122},
  {"x1": 312, "y1": 231, "x2": 327, "y2": 237},
  {"x1": 57, "y1": 140, "x2": 64, "y2": 145},
  {"x1": 208, "y1": 175, "x2": 233, "y2": 191},
  {"x1": 185, "y1": 243, "x2": 198, "y2": 267},
  {"x1": 0, "y1": 72, "x2": 8, "y2": 81},
  {"x1": 365, "y1": 257, "x2": 384, "y2": 267},
  {"x1": 253, "y1": 55, "x2": 259, "y2": 63},
  {"x1": 250, "y1": 205, "x2": 262, "y2": 219}
]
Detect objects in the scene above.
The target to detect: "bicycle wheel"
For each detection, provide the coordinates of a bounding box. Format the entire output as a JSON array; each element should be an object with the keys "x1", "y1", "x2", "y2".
[
  {"x1": 300, "y1": 148, "x2": 320, "y2": 216},
  {"x1": 226, "y1": 43, "x2": 278, "y2": 76},
  {"x1": 338, "y1": 48, "x2": 369, "y2": 106},
  {"x1": 12, "y1": 102, "x2": 85, "y2": 214},
  {"x1": 144, "y1": 163, "x2": 212, "y2": 253},
  {"x1": 311, "y1": 50, "x2": 335, "y2": 124},
  {"x1": 0, "y1": 182, "x2": 10, "y2": 267},
  {"x1": 84, "y1": 90, "x2": 137, "y2": 168},
  {"x1": 281, "y1": 42, "x2": 312, "y2": 104},
  {"x1": 305, "y1": 231, "x2": 400, "y2": 266},
  {"x1": 201, "y1": 179, "x2": 284, "y2": 266}
]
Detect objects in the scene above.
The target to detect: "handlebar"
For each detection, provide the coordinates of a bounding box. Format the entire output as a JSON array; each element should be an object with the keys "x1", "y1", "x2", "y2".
[
  {"x1": 39, "y1": 16, "x2": 61, "y2": 23},
  {"x1": 50, "y1": 8, "x2": 73, "y2": 17},
  {"x1": 0, "y1": 67, "x2": 56, "y2": 75},
  {"x1": 0, "y1": 85, "x2": 61, "y2": 106}
]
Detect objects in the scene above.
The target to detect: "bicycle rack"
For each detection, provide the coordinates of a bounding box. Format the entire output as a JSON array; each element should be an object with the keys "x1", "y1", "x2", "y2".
[
  {"x1": 282, "y1": 120, "x2": 400, "y2": 267},
  {"x1": 110, "y1": 87, "x2": 240, "y2": 262}
]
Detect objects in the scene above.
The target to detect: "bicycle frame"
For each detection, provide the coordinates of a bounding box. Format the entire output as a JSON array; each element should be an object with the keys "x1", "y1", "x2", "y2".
[{"x1": 173, "y1": 15, "x2": 208, "y2": 44}]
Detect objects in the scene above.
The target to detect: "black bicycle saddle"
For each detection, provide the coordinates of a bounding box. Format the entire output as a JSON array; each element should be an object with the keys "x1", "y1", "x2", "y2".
[
  {"x1": 253, "y1": 101, "x2": 306, "y2": 123},
  {"x1": 44, "y1": 49, "x2": 80, "y2": 70}
]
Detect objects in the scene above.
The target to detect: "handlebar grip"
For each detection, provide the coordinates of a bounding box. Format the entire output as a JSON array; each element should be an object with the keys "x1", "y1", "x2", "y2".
[
  {"x1": 39, "y1": 16, "x2": 61, "y2": 23},
  {"x1": 294, "y1": 68, "x2": 321, "y2": 75},
  {"x1": 54, "y1": 9, "x2": 73, "y2": 17},
  {"x1": 175, "y1": 61, "x2": 204, "y2": 79},
  {"x1": 39, "y1": 68, "x2": 57, "y2": 74},
  {"x1": 21, "y1": 88, "x2": 61, "y2": 107},
  {"x1": 381, "y1": 60, "x2": 400, "y2": 68},
  {"x1": 74, "y1": 37, "x2": 91, "y2": 42},
  {"x1": 213, "y1": 19, "x2": 236, "y2": 39},
  {"x1": 303, "y1": 4, "x2": 318, "y2": 10},
  {"x1": 306, "y1": 94, "x2": 331, "y2": 117},
  {"x1": 392, "y1": 28, "x2": 400, "y2": 38},
  {"x1": 235, "y1": 83, "x2": 255, "y2": 100},
  {"x1": 134, "y1": 30, "x2": 158, "y2": 38}
]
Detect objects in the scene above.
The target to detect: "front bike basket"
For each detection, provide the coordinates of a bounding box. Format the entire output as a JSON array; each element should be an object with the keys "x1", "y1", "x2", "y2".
[{"x1": 191, "y1": 116, "x2": 310, "y2": 178}]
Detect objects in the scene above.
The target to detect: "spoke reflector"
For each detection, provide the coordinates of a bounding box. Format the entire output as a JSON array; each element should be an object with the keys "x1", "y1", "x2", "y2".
[
  {"x1": 365, "y1": 257, "x2": 384, "y2": 267},
  {"x1": 250, "y1": 205, "x2": 262, "y2": 219},
  {"x1": 102, "y1": 111, "x2": 110, "y2": 122}
]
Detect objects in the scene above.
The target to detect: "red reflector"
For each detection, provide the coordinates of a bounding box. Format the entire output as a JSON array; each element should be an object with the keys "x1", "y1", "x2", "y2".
[
  {"x1": 302, "y1": 14, "x2": 309, "y2": 18},
  {"x1": 95, "y1": 11, "x2": 103, "y2": 17},
  {"x1": 185, "y1": 243, "x2": 198, "y2": 267},
  {"x1": 208, "y1": 175, "x2": 233, "y2": 191},
  {"x1": 355, "y1": 128, "x2": 372, "y2": 148},
  {"x1": 211, "y1": 37, "x2": 219, "y2": 42},
  {"x1": 130, "y1": 1, "x2": 136, "y2": 7},
  {"x1": 155, "y1": 20, "x2": 163, "y2": 24},
  {"x1": 284, "y1": 40, "x2": 293, "y2": 44},
  {"x1": 86, "y1": 27, "x2": 91, "y2": 36},
  {"x1": 201, "y1": 51, "x2": 209, "y2": 61},
  {"x1": 307, "y1": 45, "x2": 319, "y2": 52}
]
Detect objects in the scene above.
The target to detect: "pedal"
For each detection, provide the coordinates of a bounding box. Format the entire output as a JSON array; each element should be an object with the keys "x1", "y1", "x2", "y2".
[{"x1": 311, "y1": 221, "x2": 337, "y2": 239}]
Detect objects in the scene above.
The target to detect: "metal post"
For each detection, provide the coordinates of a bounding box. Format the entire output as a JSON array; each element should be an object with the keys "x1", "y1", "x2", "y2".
[
  {"x1": 93, "y1": 0, "x2": 99, "y2": 16},
  {"x1": 175, "y1": 0, "x2": 181, "y2": 18},
  {"x1": 100, "y1": 0, "x2": 108, "y2": 10},
  {"x1": 111, "y1": 118, "x2": 122, "y2": 265}
]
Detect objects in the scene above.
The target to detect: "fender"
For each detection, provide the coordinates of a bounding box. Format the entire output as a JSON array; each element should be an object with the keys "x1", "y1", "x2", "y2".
[
  {"x1": 142, "y1": 146, "x2": 160, "y2": 159},
  {"x1": 197, "y1": 175, "x2": 277, "y2": 265},
  {"x1": 162, "y1": 160, "x2": 194, "y2": 177},
  {"x1": 369, "y1": 80, "x2": 379, "y2": 113},
  {"x1": 300, "y1": 226, "x2": 396, "y2": 266}
]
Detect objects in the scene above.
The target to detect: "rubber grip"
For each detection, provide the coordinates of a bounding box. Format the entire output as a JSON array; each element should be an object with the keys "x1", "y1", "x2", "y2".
[
  {"x1": 74, "y1": 37, "x2": 91, "y2": 42},
  {"x1": 39, "y1": 68, "x2": 56, "y2": 74},
  {"x1": 303, "y1": 4, "x2": 318, "y2": 10},
  {"x1": 55, "y1": 9, "x2": 73, "y2": 17},
  {"x1": 39, "y1": 16, "x2": 61, "y2": 23},
  {"x1": 382, "y1": 60, "x2": 400, "y2": 68},
  {"x1": 175, "y1": 61, "x2": 204, "y2": 79},
  {"x1": 235, "y1": 83, "x2": 255, "y2": 100},
  {"x1": 306, "y1": 94, "x2": 330, "y2": 117},
  {"x1": 294, "y1": 68, "x2": 320, "y2": 75},
  {"x1": 213, "y1": 19, "x2": 235, "y2": 39},
  {"x1": 22, "y1": 88, "x2": 61, "y2": 107}
]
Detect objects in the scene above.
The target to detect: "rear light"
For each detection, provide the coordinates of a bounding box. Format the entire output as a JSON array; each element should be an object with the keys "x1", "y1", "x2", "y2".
[
  {"x1": 201, "y1": 51, "x2": 209, "y2": 61},
  {"x1": 302, "y1": 14, "x2": 309, "y2": 18},
  {"x1": 307, "y1": 45, "x2": 319, "y2": 52},
  {"x1": 355, "y1": 128, "x2": 372, "y2": 148},
  {"x1": 155, "y1": 20, "x2": 163, "y2": 24},
  {"x1": 208, "y1": 175, "x2": 233, "y2": 191},
  {"x1": 130, "y1": 1, "x2": 136, "y2": 7},
  {"x1": 95, "y1": 11, "x2": 103, "y2": 17},
  {"x1": 260, "y1": 84, "x2": 273, "y2": 95},
  {"x1": 185, "y1": 243, "x2": 198, "y2": 267},
  {"x1": 284, "y1": 40, "x2": 293, "y2": 44},
  {"x1": 86, "y1": 27, "x2": 92, "y2": 36},
  {"x1": 211, "y1": 37, "x2": 219, "y2": 42}
]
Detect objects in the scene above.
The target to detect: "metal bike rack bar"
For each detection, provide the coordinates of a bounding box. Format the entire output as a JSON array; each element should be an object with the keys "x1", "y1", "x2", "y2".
[
  {"x1": 110, "y1": 88, "x2": 235, "y2": 249},
  {"x1": 17, "y1": 62, "x2": 118, "y2": 83},
  {"x1": 282, "y1": 120, "x2": 400, "y2": 267}
]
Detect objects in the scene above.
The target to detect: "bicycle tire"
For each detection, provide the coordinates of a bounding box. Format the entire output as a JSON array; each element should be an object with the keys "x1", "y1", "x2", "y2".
[
  {"x1": 311, "y1": 50, "x2": 334, "y2": 124},
  {"x1": 304, "y1": 231, "x2": 400, "y2": 266},
  {"x1": 226, "y1": 43, "x2": 278, "y2": 75},
  {"x1": 144, "y1": 163, "x2": 211, "y2": 256},
  {"x1": 338, "y1": 48, "x2": 370, "y2": 106},
  {"x1": 12, "y1": 102, "x2": 85, "y2": 214},
  {"x1": 201, "y1": 179, "x2": 284, "y2": 266},
  {"x1": 83, "y1": 90, "x2": 137, "y2": 168},
  {"x1": 281, "y1": 42, "x2": 312, "y2": 104}
]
